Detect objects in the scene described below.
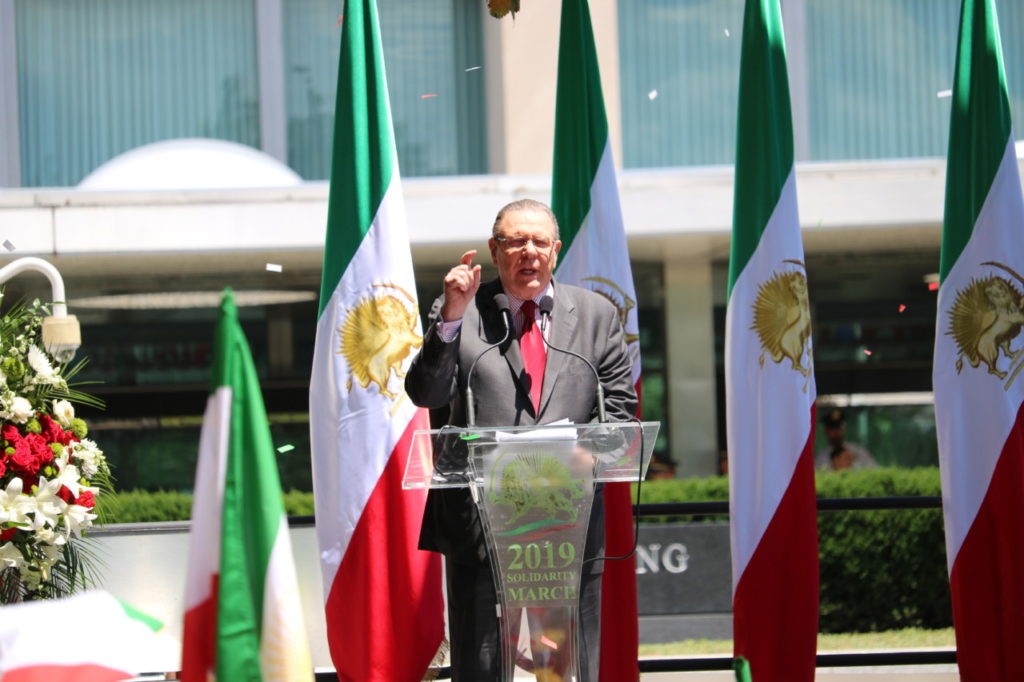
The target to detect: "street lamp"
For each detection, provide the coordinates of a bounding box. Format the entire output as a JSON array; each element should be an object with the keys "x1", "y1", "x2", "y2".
[{"x1": 0, "y1": 257, "x2": 81, "y2": 362}]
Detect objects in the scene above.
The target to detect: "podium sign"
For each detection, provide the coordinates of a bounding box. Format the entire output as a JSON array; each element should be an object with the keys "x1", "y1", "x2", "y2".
[
  {"x1": 405, "y1": 421, "x2": 660, "y2": 681},
  {"x1": 478, "y1": 433, "x2": 592, "y2": 609}
]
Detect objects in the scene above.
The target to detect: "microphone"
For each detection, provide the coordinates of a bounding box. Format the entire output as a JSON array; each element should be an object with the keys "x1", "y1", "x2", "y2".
[
  {"x1": 538, "y1": 295, "x2": 607, "y2": 423},
  {"x1": 465, "y1": 293, "x2": 513, "y2": 426}
]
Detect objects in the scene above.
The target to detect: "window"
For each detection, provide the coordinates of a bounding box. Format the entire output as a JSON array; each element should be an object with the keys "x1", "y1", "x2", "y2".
[
  {"x1": 620, "y1": 0, "x2": 1024, "y2": 166},
  {"x1": 283, "y1": 0, "x2": 487, "y2": 179},
  {"x1": 618, "y1": 0, "x2": 744, "y2": 168},
  {"x1": 15, "y1": 0, "x2": 260, "y2": 187}
]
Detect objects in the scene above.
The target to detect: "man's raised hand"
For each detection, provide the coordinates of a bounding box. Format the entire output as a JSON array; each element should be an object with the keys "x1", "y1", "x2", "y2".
[{"x1": 441, "y1": 250, "x2": 482, "y2": 321}]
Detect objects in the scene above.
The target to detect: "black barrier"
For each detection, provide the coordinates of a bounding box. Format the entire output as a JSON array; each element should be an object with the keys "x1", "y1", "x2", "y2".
[
  {"x1": 634, "y1": 495, "x2": 943, "y2": 516},
  {"x1": 633, "y1": 649, "x2": 958, "y2": 673}
]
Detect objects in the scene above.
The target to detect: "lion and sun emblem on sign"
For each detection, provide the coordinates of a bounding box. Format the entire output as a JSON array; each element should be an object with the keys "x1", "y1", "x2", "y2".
[
  {"x1": 490, "y1": 453, "x2": 585, "y2": 523},
  {"x1": 337, "y1": 282, "x2": 422, "y2": 400},
  {"x1": 946, "y1": 261, "x2": 1024, "y2": 390},
  {"x1": 750, "y1": 260, "x2": 814, "y2": 392}
]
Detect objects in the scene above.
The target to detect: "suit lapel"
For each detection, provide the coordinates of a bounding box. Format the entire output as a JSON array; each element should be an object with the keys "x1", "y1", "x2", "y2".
[
  {"x1": 476, "y1": 281, "x2": 578, "y2": 420},
  {"x1": 537, "y1": 285, "x2": 578, "y2": 416}
]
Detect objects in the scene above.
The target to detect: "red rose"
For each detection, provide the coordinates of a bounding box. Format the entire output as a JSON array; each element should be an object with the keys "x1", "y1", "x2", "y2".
[
  {"x1": 57, "y1": 486, "x2": 74, "y2": 504},
  {"x1": 0, "y1": 527, "x2": 16, "y2": 542},
  {"x1": 2, "y1": 423, "x2": 21, "y2": 444},
  {"x1": 24, "y1": 433, "x2": 52, "y2": 467},
  {"x1": 0, "y1": 457, "x2": 6, "y2": 478},
  {"x1": 39, "y1": 414, "x2": 76, "y2": 446},
  {"x1": 75, "y1": 490, "x2": 95, "y2": 509},
  {"x1": 7, "y1": 438, "x2": 37, "y2": 475}
]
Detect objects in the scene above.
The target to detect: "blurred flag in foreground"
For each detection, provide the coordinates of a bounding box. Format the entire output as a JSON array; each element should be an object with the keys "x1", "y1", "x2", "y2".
[
  {"x1": 0, "y1": 590, "x2": 171, "y2": 682},
  {"x1": 182, "y1": 289, "x2": 312, "y2": 681}
]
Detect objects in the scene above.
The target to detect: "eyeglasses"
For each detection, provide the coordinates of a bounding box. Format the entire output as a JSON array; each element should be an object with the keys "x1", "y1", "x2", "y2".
[{"x1": 494, "y1": 235, "x2": 554, "y2": 253}]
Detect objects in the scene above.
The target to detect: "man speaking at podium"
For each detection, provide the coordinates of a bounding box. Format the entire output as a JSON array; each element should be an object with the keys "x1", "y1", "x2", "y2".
[{"x1": 405, "y1": 198, "x2": 637, "y2": 681}]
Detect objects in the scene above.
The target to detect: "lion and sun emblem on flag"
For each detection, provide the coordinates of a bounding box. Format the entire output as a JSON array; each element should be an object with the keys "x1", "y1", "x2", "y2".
[
  {"x1": 337, "y1": 282, "x2": 422, "y2": 400},
  {"x1": 750, "y1": 261, "x2": 813, "y2": 392},
  {"x1": 946, "y1": 261, "x2": 1024, "y2": 390},
  {"x1": 582, "y1": 275, "x2": 640, "y2": 363}
]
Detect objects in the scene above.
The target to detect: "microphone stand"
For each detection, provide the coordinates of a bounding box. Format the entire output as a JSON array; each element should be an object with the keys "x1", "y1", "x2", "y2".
[
  {"x1": 538, "y1": 295, "x2": 606, "y2": 423},
  {"x1": 465, "y1": 293, "x2": 513, "y2": 426}
]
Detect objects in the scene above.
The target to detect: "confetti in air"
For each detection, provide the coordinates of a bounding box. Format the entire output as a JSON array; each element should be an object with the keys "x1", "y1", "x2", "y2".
[
  {"x1": 724, "y1": 28, "x2": 731, "y2": 37},
  {"x1": 420, "y1": 93, "x2": 439, "y2": 99},
  {"x1": 647, "y1": 89, "x2": 658, "y2": 101},
  {"x1": 937, "y1": 89, "x2": 952, "y2": 98},
  {"x1": 863, "y1": 349, "x2": 873, "y2": 357},
  {"x1": 465, "y1": 66, "x2": 482, "y2": 72},
  {"x1": 898, "y1": 304, "x2": 907, "y2": 313},
  {"x1": 266, "y1": 263, "x2": 283, "y2": 273},
  {"x1": 2, "y1": 240, "x2": 14, "y2": 252},
  {"x1": 277, "y1": 444, "x2": 295, "y2": 454}
]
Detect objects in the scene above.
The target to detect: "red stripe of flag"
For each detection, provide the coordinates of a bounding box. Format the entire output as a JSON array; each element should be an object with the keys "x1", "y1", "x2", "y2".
[
  {"x1": 949, "y1": 405, "x2": 1024, "y2": 679},
  {"x1": 733, "y1": 410, "x2": 819, "y2": 681},
  {"x1": 325, "y1": 416, "x2": 444, "y2": 681}
]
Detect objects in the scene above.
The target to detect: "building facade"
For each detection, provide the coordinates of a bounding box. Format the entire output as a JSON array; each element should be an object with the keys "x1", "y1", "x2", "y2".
[{"x1": 3, "y1": 0, "x2": 1024, "y2": 486}]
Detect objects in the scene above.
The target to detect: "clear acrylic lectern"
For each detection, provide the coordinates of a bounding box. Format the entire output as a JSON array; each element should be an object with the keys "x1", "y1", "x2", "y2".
[{"x1": 404, "y1": 421, "x2": 660, "y2": 681}]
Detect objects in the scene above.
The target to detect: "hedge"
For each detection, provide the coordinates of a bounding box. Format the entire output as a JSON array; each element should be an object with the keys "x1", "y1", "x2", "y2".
[
  {"x1": 95, "y1": 489, "x2": 315, "y2": 523},
  {"x1": 98, "y1": 467, "x2": 950, "y2": 633},
  {"x1": 633, "y1": 467, "x2": 949, "y2": 633},
  {"x1": 815, "y1": 468, "x2": 949, "y2": 633}
]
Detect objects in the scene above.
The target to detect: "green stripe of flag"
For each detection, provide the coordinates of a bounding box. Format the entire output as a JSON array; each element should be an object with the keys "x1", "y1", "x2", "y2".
[
  {"x1": 733, "y1": 657, "x2": 753, "y2": 682},
  {"x1": 214, "y1": 290, "x2": 285, "y2": 679},
  {"x1": 118, "y1": 600, "x2": 164, "y2": 633},
  {"x1": 940, "y1": 0, "x2": 1013, "y2": 281},
  {"x1": 319, "y1": 0, "x2": 395, "y2": 316},
  {"x1": 551, "y1": 0, "x2": 607, "y2": 249},
  {"x1": 728, "y1": 0, "x2": 794, "y2": 299}
]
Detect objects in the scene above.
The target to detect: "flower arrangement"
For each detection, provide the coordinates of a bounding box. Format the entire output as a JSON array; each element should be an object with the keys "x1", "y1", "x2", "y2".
[{"x1": 0, "y1": 298, "x2": 109, "y2": 603}]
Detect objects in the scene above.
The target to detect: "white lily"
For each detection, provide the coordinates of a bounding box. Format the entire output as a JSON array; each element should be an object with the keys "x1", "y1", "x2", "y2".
[
  {"x1": 51, "y1": 462, "x2": 83, "y2": 499},
  {"x1": 52, "y1": 399, "x2": 75, "y2": 427},
  {"x1": 0, "y1": 541, "x2": 24, "y2": 569},
  {"x1": 0, "y1": 478, "x2": 32, "y2": 529},
  {"x1": 64, "y1": 503, "x2": 98, "y2": 538},
  {"x1": 25, "y1": 477, "x2": 66, "y2": 531}
]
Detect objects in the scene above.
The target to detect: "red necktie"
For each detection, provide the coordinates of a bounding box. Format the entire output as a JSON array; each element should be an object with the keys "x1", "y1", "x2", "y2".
[{"x1": 520, "y1": 300, "x2": 546, "y2": 412}]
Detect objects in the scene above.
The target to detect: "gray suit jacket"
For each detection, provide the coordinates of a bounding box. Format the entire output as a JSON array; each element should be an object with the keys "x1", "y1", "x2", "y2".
[{"x1": 405, "y1": 278, "x2": 638, "y2": 565}]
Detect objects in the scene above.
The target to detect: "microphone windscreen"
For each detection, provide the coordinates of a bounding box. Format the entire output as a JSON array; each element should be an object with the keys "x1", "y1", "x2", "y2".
[
  {"x1": 539, "y1": 295, "x2": 554, "y2": 315},
  {"x1": 494, "y1": 293, "x2": 511, "y2": 312}
]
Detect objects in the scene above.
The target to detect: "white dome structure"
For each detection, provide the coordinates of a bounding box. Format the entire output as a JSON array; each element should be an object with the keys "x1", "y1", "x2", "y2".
[{"x1": 78, "y1": 138, "x2": 303, "y2": 190}]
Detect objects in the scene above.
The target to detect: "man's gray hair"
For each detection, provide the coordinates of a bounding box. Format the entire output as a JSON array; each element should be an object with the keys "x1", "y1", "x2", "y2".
[{"x1": 491, "y1": 198, "x2": 560, "y2": 240}]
